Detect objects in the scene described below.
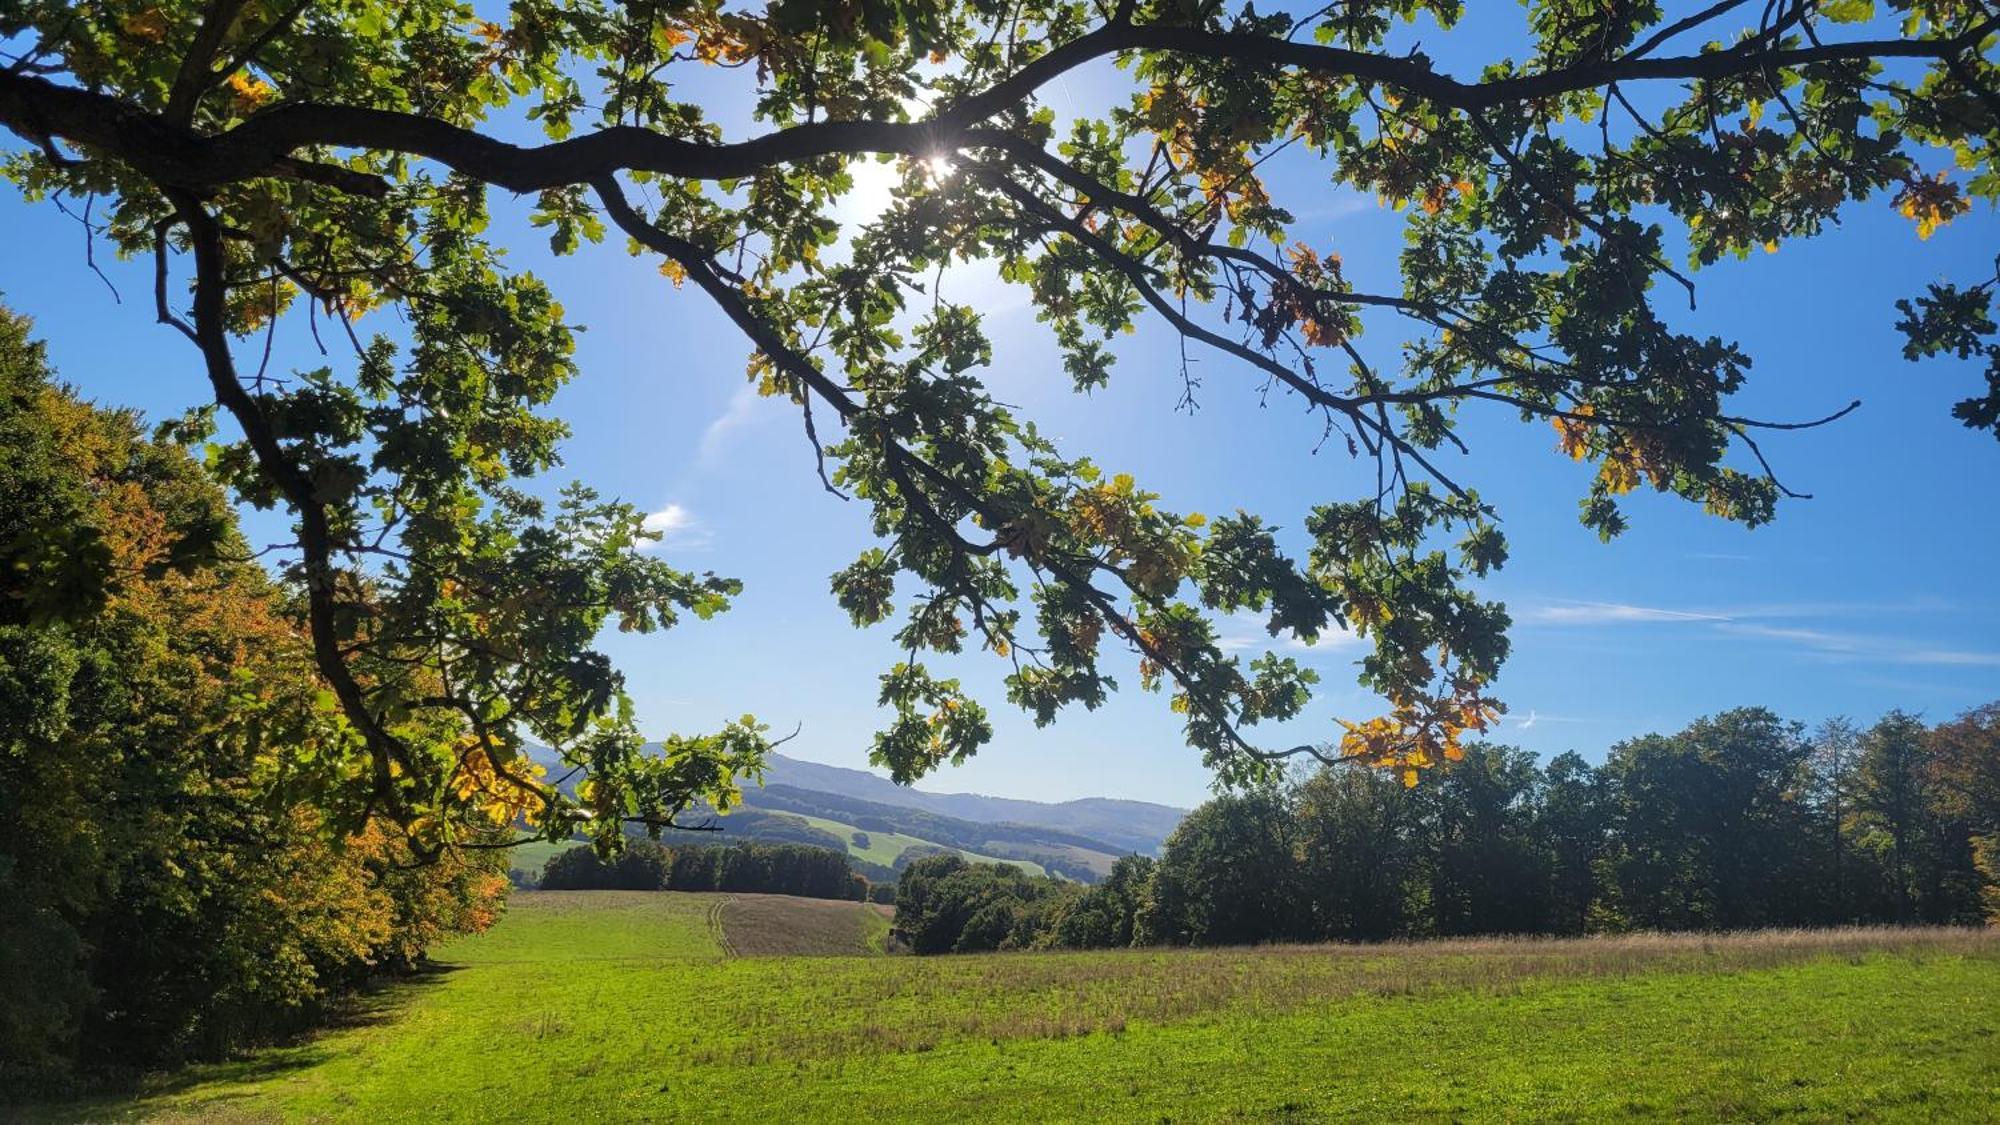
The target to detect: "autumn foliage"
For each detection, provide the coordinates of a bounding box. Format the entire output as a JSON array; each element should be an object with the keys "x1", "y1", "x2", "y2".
[{"x1": 0, "y1": 307, "x2": 507, "y2": 1085}]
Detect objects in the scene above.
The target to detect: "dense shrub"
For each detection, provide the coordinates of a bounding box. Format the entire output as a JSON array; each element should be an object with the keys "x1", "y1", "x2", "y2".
[
  {"x1": 539, "y1": 840, "x2": 868, "y2": 900},
  {"x1": 892, "y1": 855, "x2": 1077, "y2": 953},
  {"x1": 0, "y1": 310, "x2": 506, "y2": 1085},
  {"x1": 540, "y1": 840, "x2": 675, "y2": 890},
  {"x1": 1045, "y1": 856, "x2": 1153, "y2": 949}
]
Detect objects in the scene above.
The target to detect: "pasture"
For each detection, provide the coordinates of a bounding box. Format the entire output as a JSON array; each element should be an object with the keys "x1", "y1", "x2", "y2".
[{"x1": 28, "y1": 893, "x2": 2000, "y2": 1123}]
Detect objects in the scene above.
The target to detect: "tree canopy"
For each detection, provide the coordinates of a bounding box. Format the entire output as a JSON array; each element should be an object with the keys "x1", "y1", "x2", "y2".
[
  {"x1": 0, "y1": 304, "x2": 509, "y2": 1079},
  {"x1": 3, "y1": 0, "x2": 1996, "y2": 859}
]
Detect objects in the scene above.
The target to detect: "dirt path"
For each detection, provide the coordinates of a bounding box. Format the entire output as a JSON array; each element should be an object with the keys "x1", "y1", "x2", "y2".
[{"x1": 704, "y1": 895, "x2": 735, "y2": 956}]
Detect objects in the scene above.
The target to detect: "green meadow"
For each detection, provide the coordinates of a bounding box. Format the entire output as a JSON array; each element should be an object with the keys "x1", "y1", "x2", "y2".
[
  {"x1": 32, "y1": 893, "x2": 2000, "y2": 1123},
  {"x1": 784, "y1": 811, "x2": 1049, "y2": 875}
]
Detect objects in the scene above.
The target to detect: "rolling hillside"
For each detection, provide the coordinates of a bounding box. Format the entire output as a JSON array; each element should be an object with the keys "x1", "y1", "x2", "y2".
[
  {"x1": 738, "y1": 784, "x2": 1118, "y2": 879},
  {"x1": 761, "y1": 753, "x2": 1185, "y2": 856},
  {"x1": 517, "y1": 747, "x2": 1184, "y2": 885},
  {"x1": 504, "y1": 809, "x2": 1045, "y2": 887}
]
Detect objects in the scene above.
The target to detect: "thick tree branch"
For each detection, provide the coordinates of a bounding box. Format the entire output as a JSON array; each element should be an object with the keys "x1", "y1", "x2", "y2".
[
  {"x1": 162, "y1": 186, "x2": 410, "y2": 816},
  {"x1": 165, "y1": 0, "x2": 252, "y2": 124},
  {"x1": 3, "y1": 18, "x2": 1991, "y2": 197}
]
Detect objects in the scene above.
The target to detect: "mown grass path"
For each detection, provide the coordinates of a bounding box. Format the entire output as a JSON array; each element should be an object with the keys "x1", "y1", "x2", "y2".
[{"x1": 29, "y1": 894, "x2": 2000, "y2": 1123}]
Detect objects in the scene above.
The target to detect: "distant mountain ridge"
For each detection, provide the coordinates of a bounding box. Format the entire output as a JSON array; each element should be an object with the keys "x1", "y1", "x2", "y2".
[
  {"x1": 757, "y1": 753, "x2": 1186, "y2": 857},
  {"x1": 519, "y1": 745, "x2": 1188, "y2": 882}
]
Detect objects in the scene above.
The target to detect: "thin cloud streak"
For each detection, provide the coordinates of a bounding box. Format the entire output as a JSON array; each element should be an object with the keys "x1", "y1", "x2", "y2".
[
  {"x1": 1518, "y1": 600, "x2": 1730, "y2": 625},
  {"x1": 1515, "y1": 598, "x2": 2000, "y2": 669},
  {"x1": 1516, "y1": 596, "x2": 1958, "y2": 627},
  {"x1": 1514, "y1": 709, "x2": 1603, "y2": 731},
  {"x1": 1718, "y1": 623, "x2": 2000, "y2": 667}
]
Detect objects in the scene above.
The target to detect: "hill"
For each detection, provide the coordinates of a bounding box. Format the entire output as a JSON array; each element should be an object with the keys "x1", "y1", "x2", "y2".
[
  {"x1": 517, "y1": 747, "x2": 1185, "y2": 885},
  {"x1": 736, "y1": 783, "x2": 1125, "y2": 880},
  {"x1": 760, "y1": 752, "x2": 1185, "y2": 856},
  {"x1": 503, "y1": 806, "x2": 1051, "y2": 888}
]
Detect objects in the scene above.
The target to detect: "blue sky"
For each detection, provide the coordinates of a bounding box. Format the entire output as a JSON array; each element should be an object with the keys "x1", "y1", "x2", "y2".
[{"x1": 4, "y1": 7, "x2": 1997, "y2": 806}]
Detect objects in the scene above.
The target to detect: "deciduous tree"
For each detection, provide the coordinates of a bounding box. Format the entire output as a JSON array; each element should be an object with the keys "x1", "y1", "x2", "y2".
[
  {"x1": 0, "y1": 305, "x2": 507, "y2": 1078},
  {"x1": 3, "y1": 1, "x2": 1995, "y2": 859}
]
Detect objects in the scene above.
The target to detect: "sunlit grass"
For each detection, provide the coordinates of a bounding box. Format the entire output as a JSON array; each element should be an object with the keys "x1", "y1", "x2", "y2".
[{"x1": 28, "y1": 894, "x2": 2000, "y2": 1123}]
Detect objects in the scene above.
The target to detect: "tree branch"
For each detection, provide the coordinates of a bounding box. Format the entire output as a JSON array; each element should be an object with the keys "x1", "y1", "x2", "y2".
[{"x1": 4, "y1": 18, "x2": 1990, "y2": 196}]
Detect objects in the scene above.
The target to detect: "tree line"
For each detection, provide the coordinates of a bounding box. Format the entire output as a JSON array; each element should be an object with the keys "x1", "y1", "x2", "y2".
[
  {"x1": 538, "y1": 839, "x2": 870, "y2": 902},
  {"x1": 0, "y1": 309, "x2": 508, "y2": 1090},
  {"x1": 895, "y1": 706, "x2": 2000, "y2": 954}
]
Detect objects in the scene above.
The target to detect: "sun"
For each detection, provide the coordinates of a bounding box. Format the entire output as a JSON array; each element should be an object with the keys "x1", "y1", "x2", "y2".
[
  {"x1": 919, "y1": 153, "x2": 958, "y2": 184},
  {"x1": 838, "y1": 152, "x2": 960, "y2": 227}
]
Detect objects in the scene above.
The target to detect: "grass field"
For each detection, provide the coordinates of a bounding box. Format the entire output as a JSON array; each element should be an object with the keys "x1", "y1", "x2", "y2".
[
  {"x1": 29, "y1": 894, "x2": 2000, "y2": 1123},
  {"x1": 503, "y1": 839, "x2": 571, "y2": 884},
  {"x1": 784, "y1": 811, "x2": 1049, "y2": 876}
]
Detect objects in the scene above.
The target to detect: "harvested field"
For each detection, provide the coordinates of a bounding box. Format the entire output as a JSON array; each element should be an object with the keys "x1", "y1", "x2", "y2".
[{"x1": 719, "y1": 893, "x2": 889, "y2": 957}]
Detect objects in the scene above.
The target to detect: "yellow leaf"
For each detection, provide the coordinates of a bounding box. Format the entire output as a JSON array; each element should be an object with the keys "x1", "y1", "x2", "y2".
[
  {"x1": 1552, "y1": 404, "x2": 1594, "y2": 460},
  {"x1": 1598, "y1": 453, "x2": 1639, "y2": 495},
  {"x1": 226, "y1": 72, "x2": 274, "y2": 114}
]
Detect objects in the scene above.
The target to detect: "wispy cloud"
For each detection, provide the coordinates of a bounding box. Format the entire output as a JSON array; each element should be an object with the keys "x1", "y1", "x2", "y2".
[
  {"x1": 697, "y1": 383, "x2": 769, "y2": 470},
  {"x1": 1718, "y1": 623, "x2": 2000, "y2": 667},
  {"x1": 1516, "y1": 597, "x2": 1949, "y2": 628},
  {"x1": 1514, "y1": 597, "x2": 2000, "y2": 669},
  {"x1": 641, "y1": 503, "x2": 713, "y2": 551},
  {"x1": 1517, "y1": 600, "x2": 1731, "y2": 625},
  {"x1": 1215, "y1": 610, "x2": 1364, "y2": 658},
  {"x1": 1514, "y1": 709, "x2": 1602, "y2": 731}
]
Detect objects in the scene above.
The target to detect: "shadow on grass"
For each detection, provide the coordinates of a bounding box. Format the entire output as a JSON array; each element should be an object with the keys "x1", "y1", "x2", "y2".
[
  {"x1": 10, "y1": 963, "x2": 467, "y2": 1122},
  {"x1": 320, "y1": 960, "x2": 463, "y2": 1032}
]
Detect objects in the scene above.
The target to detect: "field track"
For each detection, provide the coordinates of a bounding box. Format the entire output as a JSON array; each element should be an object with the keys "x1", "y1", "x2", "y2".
[{"x1": 705, "y1": 895, "x2": 734, "y2": 957}]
